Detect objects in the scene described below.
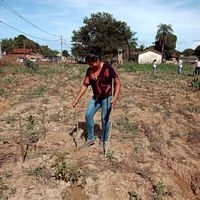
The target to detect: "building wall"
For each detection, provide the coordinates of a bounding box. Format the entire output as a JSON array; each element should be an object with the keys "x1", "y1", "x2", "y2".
[{"x1": 138, "y1": 51, "x2": 162, "y2": 64}]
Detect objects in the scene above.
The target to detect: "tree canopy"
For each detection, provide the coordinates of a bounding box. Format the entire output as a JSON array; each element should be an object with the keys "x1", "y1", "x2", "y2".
[
  {"x1": 182, "y1": 48, "x2": 195, "y2": 57},
  {"x1": 37, "y1": 46, "x2": 58, "y2": 58},
  {"x1": 62, "y1": 50, "x2": 70, "y2": 57},
  {"x1": 1, "y1": 34, "x2": 59, "y2": 58},
  {"x1": 155, "y1": 24, "x2": 176, "y2": 58},
  {"x1": 1, "y1": 35, "x2": 40, "y2": 52},
  {"x1": 195, "y1": 45, "x2": 200, "y2": 57},
  {"x1": 71, "y1": 12, "x2": 137, "y2": 59}
]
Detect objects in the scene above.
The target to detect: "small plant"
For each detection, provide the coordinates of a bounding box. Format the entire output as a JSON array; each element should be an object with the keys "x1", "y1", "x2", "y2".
[
  {"x1": 153, "y1": 181, "x2": 166, "y2": 200},
  {"x1": 53, "y1": 161, "x2": 82, "y2": 183},
  {"x1": 105, "y1": 150, "x2": 114, "y2": 160},
  {"x1": 28, "y1": 166, "x2": 45, "y2": 177},
  {"x1": 0, "y1": 68, "x2": 4, "y2": 75},
  {"x1": 0, "y1": 173, "x2": 16, "y2": 200},
  {"x1": 0, "y1": 173, "x2": 12, "y2": 179},
  {"x1": 26, "y1": 115, "x2": 35, "y2": 131},
  {"x1": 134, "y1": 143, "x2": 144, "y2": 154},
  {"x1": 24, "y1": 59, "x2": 39, "y2": 71},
  {"x1": 5, "y1": 115, "x2": 16, "y2": 126},
  {"x1": 0, "y1": 87, "x2": 11, "y2": 97},
  {"x1": 25, "y1": 114, "x2": 39, "y2": 143},
  {"x1": 3, "y1": 77, "x2": 14, "y2": 84},
  {"x1": 191, "y1": 77, "x2": 200, "y2": 90},
  {"x1": 1, "y1": 137, "x2": 9, "y2": 144},
  {"x1": 128, "y1": 191, "x2": 140, "y2": 200}
]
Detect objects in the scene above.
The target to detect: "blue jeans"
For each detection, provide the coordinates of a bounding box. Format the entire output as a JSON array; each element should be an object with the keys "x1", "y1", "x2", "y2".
[
  {"x1": 85, "y1": 96, "x2": 112, "y2": 142},
  {"x1": 153, "y1": 67, "x2": 156, "y2": 74},
  {"x1": 197, "y1": 67, "x2": 200, "y2": 76},
  {"x1": 177, "y1": 67, "x2": 182, "y2": 75}
]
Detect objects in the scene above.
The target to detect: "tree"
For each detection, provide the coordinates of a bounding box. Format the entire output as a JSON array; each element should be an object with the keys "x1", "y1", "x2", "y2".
[
  {"x1": 195, "y1": 45, "x2": 200, "y2": 57},
  {"x1": 37, "y1": 45, "x2": 58, "y2": 58},
  {"x1": 138, "y1": 44, "x2": 145, "y2": 51},
  {"x1": 155, "y1": 24, "x2": 174, "y2": 55},
  {"x1": 13, "y1": 35, "x2": 40, "y2": 50},
  {"x1": 126, "y1": 31, "x2": 138, "y2": 60},
  {"x1": 62, "y1": 50, "x2": 70, "y2": 57},
  {"x1": 71, "y1": 12, "x2": 137, "y2": 60},
  {"x1": 1, "y1": 35, "x2": 40, "y2": 52},
  {"x1": 165, "y1": 34, "x2": 177, "y2": 51},
  {"x1": 1, "y1": 38, "x2": 14, "y2": 53},
  {"x1": 182, "y1": 48, "x2": 195, "y2": 57}
]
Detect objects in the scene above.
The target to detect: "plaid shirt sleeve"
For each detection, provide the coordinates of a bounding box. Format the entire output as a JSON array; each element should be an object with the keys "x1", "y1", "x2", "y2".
[
  {"x1": 83, "y1": 68, "x2": 90, "y2": 86},
  {"x1": 109, "y1": 65, "x2": 119, "y2": 80}
]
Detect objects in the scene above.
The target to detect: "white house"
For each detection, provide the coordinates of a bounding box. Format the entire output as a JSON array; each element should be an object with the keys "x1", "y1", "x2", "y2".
[{"x1": 137, "y1": 49, "x2": 162, "y2": 64}]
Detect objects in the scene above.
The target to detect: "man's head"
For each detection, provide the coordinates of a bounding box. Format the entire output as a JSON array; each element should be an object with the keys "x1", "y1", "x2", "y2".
[{"x1": 85, "y1": 53, "x2": 100, "y2": 67}]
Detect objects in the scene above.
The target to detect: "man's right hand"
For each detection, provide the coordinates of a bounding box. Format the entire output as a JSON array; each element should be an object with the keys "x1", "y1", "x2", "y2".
[{"x1": 72, "y1": 100, "x2": 78, "y2": 107}]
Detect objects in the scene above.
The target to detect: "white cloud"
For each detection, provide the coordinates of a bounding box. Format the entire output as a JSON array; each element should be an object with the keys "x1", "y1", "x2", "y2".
[{"x1": 1, "y1": 0, "x2": 200, "y2": 51}]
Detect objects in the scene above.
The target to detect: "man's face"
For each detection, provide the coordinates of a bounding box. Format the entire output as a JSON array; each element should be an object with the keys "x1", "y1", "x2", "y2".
[{"x1": 88, "y1": 60, "x2": 99, "y2": 68}]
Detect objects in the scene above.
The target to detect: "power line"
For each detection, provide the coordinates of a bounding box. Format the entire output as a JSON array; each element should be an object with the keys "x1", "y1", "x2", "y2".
[
  {"x1": 1, "y1": 0, "x2": 61, "y2": 38},
  {"x1": 63, "y1": 41, "x2": 72, "y2": 48},
  {"x1": 0, "y1": 20, "x2": 60, "y2": 42}
]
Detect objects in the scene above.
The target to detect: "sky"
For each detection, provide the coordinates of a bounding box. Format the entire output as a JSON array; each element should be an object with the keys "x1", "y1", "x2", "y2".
[{"x1": 1, "y1": 0, "x2": 200, "y2": 53}]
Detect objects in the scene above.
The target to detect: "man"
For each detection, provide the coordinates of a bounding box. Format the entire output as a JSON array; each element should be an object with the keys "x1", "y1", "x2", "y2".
[
  {"x1": 177, "y1": 57, "x2": 183, "y2": 75},
  {"x1": 196, "y1": 57, "x2": 200, "y2": 76},
  {"x1": 72, "y1": 53, "x2": 120, "y2": 150},
  {"x1": 152, "y1": 59, "x2": 157, "y2": 74}
]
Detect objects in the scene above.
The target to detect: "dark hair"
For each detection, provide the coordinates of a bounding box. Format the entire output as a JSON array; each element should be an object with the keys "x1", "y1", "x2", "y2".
[{"x1": 85, "y1": 53, "x2": 100, "y2": 62}]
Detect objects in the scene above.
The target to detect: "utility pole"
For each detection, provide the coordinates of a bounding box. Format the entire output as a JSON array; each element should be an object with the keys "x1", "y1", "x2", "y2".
[
  {"x1": 0, "y1": 40, "x2": 2, "y2": 59},
  {"x1": 60, "y1": 35, "x2": 63, "y2": 61},
  {"x1": 0, "y1": 21, "x2": 2, "y2": 59}
]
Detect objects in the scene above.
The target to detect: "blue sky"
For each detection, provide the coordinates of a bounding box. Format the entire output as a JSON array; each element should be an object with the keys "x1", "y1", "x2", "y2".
[{"x1": 1, "y1": 0, "x2": 200, "y2": 53}]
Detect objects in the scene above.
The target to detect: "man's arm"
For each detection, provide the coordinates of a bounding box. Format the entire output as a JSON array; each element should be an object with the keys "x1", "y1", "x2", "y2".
[{"x1": 111, "y1": 78, "x2": 121, "y2": 105}]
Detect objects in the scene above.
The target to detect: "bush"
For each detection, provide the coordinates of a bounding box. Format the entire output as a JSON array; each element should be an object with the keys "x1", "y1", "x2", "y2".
[
  {"x1": 24, "y1": 59, "x2": 39, "y2": 71},
  {"x1": 53, "y1": 161, "x2": 82, "y2": 183},
  {"x1": 191, "y1": 77, "x2": 200, "y2": 90},
  {"x1": 0, "y1": 58, "x2": 21, "y2": 66}
]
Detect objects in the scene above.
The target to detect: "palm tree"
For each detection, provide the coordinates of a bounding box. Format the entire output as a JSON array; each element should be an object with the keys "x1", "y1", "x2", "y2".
[
  {"x1": 127, "y1": 31, "x2": 138, "y2": 60},
  {"x1": 156, "y1": 24, "x2": 174, "y2": 54}
]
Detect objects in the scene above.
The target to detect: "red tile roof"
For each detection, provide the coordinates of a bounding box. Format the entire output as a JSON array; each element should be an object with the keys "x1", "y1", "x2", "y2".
[{"x1": 10, "y1": 48, "x2": 33, "y2": 54}]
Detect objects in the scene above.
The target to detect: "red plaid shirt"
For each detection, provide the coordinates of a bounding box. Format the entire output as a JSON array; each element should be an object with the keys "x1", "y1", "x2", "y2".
[{"x1": 83, "y1": 63, "x2": 119, "y2": 101}]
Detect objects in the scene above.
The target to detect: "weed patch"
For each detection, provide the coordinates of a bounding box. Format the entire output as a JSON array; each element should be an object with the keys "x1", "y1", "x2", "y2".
[
  {"x1": 53, "y1": 161, "x2": 83, "y2": 183},
  {"x1": 153, "y1": 181, "x2": 166, "y2": 200},
  {"x1": 191, "y1": 77, "x2": 200, "y2": 90}
]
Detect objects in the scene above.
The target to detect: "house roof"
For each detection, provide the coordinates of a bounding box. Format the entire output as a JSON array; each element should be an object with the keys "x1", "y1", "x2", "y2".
[
  {"x1": 9, "y1": 48, "x2": 33, "y2": 54},
  {"x1": 137, "y1": 49, "x2": 163, "y2": 56}
]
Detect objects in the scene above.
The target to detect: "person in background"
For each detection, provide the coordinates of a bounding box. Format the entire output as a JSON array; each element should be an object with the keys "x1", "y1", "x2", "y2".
[
  {"x1": 152, "y1": 59, "x2": 157, "y2": 74},
  {"x1": 195, "y1": 57, "x2": 200, "y2": 76},
  {"x1": 177, "y1": 57, "x2": 183, "y2": 75},
  {"x1": 72, "y1": 53, "x2": 121, "y2": 150}
]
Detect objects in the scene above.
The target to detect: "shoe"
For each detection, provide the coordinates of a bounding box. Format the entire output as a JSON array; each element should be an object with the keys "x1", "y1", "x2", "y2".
[{"x1": 79, "y1": 140, "x2": 95, "y2": 149}]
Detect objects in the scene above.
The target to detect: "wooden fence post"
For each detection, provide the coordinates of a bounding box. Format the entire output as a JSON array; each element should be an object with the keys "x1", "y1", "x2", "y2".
[{"x1": 19, "y1": 114, "x2": 25, "y2": 162}]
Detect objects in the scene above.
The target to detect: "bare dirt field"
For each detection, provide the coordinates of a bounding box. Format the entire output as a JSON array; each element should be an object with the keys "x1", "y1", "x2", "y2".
[{"x1": 0, "y1": 63, "x2": 200, "y2": 200}]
